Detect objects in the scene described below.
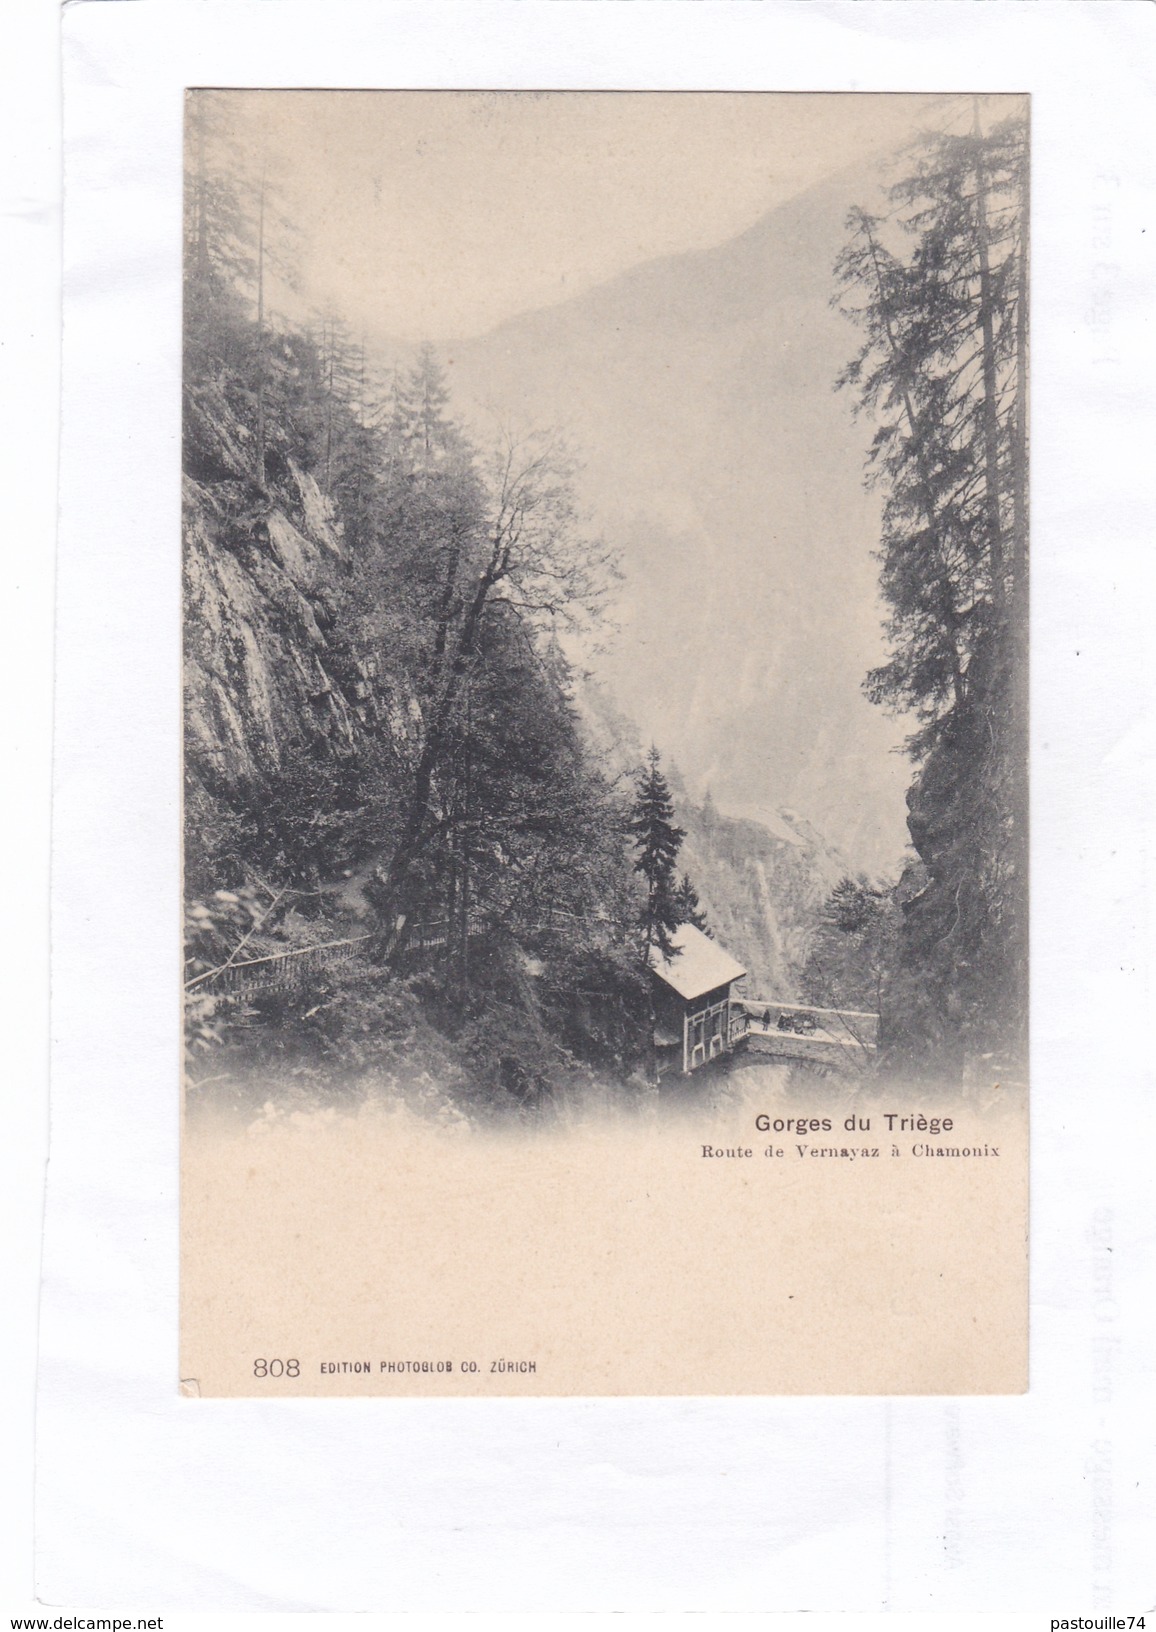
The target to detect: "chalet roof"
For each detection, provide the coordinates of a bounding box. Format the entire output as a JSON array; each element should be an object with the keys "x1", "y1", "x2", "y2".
[{"x1": 649, "y1": 922, "x2": 746, "y2": 1001}]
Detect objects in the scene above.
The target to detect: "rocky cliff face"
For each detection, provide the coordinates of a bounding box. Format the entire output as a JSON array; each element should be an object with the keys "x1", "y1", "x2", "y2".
[
  {"x1": 183, "y1": 381, "x2": 370, "y2": 798},
  {"x1": 678, "y1": 800, "x2": 847, "y2": 1002}
]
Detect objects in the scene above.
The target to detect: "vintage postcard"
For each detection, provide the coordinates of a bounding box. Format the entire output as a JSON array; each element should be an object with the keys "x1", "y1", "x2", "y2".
[{"x1": 180, "y1": 90, "x2": 1028, "y2": 1396}]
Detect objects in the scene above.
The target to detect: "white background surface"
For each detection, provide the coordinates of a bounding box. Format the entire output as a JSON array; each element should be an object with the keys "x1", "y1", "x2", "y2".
[{"x1": 4, "y1": 0, "x2": 1154, "y2": 1618}]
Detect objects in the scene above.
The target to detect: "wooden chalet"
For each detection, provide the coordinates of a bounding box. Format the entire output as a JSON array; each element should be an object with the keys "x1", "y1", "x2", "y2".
[{"x1": 649, "y1": 922, "x2": 748, "y2": 1077}]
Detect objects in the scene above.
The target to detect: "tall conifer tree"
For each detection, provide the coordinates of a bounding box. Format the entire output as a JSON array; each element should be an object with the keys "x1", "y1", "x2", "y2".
[
  {"x1": 630, "y1": 748, "x2": 685, "y2": 964},
  {"x1": 834, "y1": 101, "x2": 1028, "y2": 1079}
]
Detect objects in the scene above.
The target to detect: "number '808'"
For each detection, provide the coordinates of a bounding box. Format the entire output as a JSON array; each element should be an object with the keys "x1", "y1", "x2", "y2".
[{"x1": 253, "y1": 1358, "x2": 300, "y2": 1378}]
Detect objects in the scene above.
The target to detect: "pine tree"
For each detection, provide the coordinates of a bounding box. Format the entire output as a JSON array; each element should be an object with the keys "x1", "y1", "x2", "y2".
[
  {"x1": 834, "y1": 99, "x2": 1028, "y2": 1079},
  {"x1": 184, "y1": 92, "x2": 257, "y2": 359},
  {"x1": 674, "y1": 873, "x2": 709, "y2": 935},
  {"x1": 630, "y1": 747, "x2": 685, "y2": 963},
  {"x1": 183, "y1": 90, "x2": 303, "y2": 490},
  {"x1": 392, "y1": 344, "x2": 462, "y2": 466},
  {"x1": 700, "y1": 787, "x2": 718, "y2": 834}
]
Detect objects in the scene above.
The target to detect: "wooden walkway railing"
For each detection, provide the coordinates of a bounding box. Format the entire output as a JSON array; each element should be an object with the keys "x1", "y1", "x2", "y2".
[
  {"x1": 187, "y1": 911, "x2": 477, "y2": 995},
  {"x1": 186, "y1": 934, "x2": 372, "y2": 995},
  {"x1": 735, "y1": 998, "x2": 879, "y2": 1064}
]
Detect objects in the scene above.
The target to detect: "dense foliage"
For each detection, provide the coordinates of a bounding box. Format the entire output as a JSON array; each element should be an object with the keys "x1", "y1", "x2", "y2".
[
  {"x1": 834, "y1": 102, "x2": 1028, "y2": 1081},
  {"x1": 182, "y1": 96, "x2": 714, "y2": 1107}
]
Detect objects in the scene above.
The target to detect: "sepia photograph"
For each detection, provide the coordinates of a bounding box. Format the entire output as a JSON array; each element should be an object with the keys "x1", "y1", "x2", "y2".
[
  {"x1": 180, "y1": 90, "x2": 1029, "y2": 1395},
  {"x1": 30, "y1": 0, "x2": 1155, "y2": 1609}
]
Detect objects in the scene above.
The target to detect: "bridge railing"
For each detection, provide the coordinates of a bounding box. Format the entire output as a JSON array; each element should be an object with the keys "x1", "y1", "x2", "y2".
[
  {"x1": 186, "y1": 934, "x2": 372, "y2": 995},
  {"x1": 738, "y1": 998, "x2": 879, "y2": 1050}
]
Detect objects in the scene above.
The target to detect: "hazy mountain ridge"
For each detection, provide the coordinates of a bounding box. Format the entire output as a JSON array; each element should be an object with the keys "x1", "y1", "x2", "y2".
[{"x1": 436, "y1": 160, "x2": 913, "y2": 875}]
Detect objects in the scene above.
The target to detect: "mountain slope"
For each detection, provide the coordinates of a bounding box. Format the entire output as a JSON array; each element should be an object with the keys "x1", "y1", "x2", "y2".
[{"x1": 438, "y1": 160, "x2": 912, "y2": 875}]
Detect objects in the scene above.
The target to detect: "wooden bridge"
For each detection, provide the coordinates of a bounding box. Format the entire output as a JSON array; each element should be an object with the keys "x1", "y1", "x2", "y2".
[{"x1": 734, "y1": 998, "x2": 878, "y2": 1066}]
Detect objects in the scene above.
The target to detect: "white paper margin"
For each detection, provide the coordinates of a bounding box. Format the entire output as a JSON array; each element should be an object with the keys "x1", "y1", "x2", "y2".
[{"x1": 37, "y1": 0, "x2": 1156, "y2": 1613}]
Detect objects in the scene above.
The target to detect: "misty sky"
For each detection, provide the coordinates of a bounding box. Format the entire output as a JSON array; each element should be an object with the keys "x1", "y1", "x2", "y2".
[{"x1": 212, "y1": 90, "x2": 954, "y2": 341}]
